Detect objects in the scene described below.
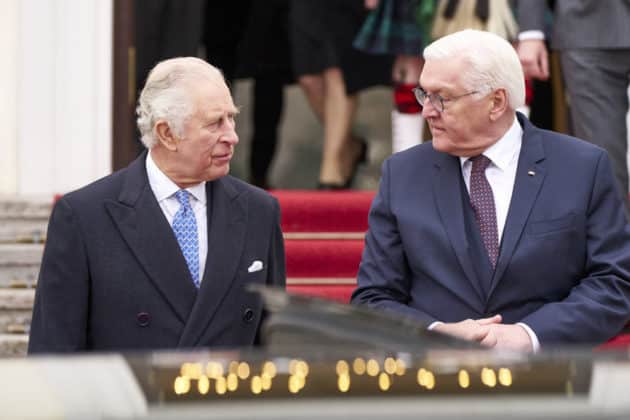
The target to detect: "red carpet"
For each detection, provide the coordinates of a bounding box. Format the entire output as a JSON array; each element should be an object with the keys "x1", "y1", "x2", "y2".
[
  {"x1": 271, "y1": 190, "x2": 374, "y2": 303},
  {"x1": 599, "y1": 332, "x2": 630, "y2": 350},
  {"x1": 285, "y1": 239, "x2": 364, "y2": 278},
  {"x1": 272, "y1": 190, "x2": 375, "y2": 233}
]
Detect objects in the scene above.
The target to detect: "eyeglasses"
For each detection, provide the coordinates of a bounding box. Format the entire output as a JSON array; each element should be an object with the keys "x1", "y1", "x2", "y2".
[{"x1": 412, "y1": 87, "x2": 479, "y2": 113}]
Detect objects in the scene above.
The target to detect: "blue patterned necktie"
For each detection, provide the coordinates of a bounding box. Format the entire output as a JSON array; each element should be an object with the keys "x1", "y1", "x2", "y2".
[
  {"x1": 469, "y1": 155, "x2": 499, "y2": 269},
  {"x1": 172, "y1": 190, "x2": 200, "y2": 288}
]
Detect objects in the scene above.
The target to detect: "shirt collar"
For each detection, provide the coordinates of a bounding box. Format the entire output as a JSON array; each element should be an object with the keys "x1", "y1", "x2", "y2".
[
  {"x1": 146, "y1": 151, "x2": 207, "y2": 204},
  {"x1": 459, "y1": 116, "x2": 523, "y2": 170}
]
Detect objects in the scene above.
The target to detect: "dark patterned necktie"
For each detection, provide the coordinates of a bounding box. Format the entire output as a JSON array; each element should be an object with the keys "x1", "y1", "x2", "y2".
[{"x1": 469, "y1": 155, "x2": 499, "y2": 268}]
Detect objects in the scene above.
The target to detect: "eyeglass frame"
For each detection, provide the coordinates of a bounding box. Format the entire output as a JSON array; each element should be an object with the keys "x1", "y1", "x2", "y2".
[{"x1": 412, "y1": 87, "x2": 480, "y2": 113}]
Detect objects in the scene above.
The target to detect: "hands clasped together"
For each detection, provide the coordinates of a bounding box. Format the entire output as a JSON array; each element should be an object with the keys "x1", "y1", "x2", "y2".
[{"x1": 433, "y1": 315, "x2": 534, "y2": 353}]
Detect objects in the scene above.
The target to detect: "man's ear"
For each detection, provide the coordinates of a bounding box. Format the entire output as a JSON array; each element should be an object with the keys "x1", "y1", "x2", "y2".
[
  {"x1": 489, "y1": 88, "x2": 508, "y2": 121},
  {"x1": 154, "y1": 120, "x2": 179, "y2": 151}
]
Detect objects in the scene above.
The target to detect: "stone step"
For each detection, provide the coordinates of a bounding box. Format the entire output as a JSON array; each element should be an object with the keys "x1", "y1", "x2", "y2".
[
  {"x1": 0, "y1": 222, "x2": 47, "y2": 244},
  {"x1": 0, "y1": 290, "x2": 34, "y2": 355},
  {"x1": 0, "y1": 309, "x2": 31, "y2": 334},
  {"x1": 0, "y1": 196, "x2": 53, "y2": 217},
  {"x1": 0, "y1": 287, "x2": 33, "y2": 357},
  {"x1": 0, "y1": 196, "x2": 51, "y2": 243},
  {"x1": 0, "y1": 243, "x2": 43, "y2": 288},
  {"x1": 0, "y1": 289, "x2": 35, "y2": 310},
  {"x1": 0, "y1": 334, "x2": 28, "y2": 357}
]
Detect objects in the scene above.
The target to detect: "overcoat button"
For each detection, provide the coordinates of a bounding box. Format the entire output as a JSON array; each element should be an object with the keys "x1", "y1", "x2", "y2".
[
  {"x1": 137, "y1": 312, "x2": 150, "y2": 327},
  {"x1": 243, "y1": 308, "x2": 254, "y2": 323}
]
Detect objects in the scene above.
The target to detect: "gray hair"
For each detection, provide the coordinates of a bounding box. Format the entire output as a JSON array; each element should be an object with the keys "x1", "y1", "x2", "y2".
[
  {"x1": 136, "y1": 57, "x2": 224, "y2": 148},
  {"x1": 423, "y1": 29, "x2": 525, "y2": 110}
]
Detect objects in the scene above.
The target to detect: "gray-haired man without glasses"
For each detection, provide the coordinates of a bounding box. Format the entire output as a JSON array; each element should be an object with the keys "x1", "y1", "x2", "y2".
[{"x1": 29, "y1": 57, "x2": 285, "y2": 353}]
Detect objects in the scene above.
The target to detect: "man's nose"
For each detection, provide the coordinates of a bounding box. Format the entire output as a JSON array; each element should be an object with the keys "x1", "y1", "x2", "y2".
[
  {"x1": 224, "y1": 131, "x2": 239, "y2": 145},
  {"x1": 421, "y1": 99, "x2": 439, "y2": 118},
  {"x1": 220, "y1": 118, "x2": 239, "y2": 144}
]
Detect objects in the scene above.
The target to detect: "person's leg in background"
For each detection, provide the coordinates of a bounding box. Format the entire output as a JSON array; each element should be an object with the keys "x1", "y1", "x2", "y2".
[
  {"x1": 289, "y1": 0, "x2": 387, "y2": 189},
  {"x1": 134, "y1": 0, "x2": 204, "y2": 153},
  {"x1": 529, "y1": 79, "x2": 553, "y2": 130},
  {"x1": 202, "y1": 0, "x2": 252, "y2": 84},
  {"x1": 243, "y1": 0, "x2": 292, "y2": 189},
  {"x1": 249, "y1": 73, "x2": 286, "y2": 189},
  {"x1": 297, "y1": 74, "x2": 325, "y2": 122},
  {"x1": 318, "y1": 68, "x2": 363, "y2": 187},
  {"x1": 391, "y1": 55, "x2": 425, "y2": 153},
  {"x1": 561, "y1": 49, "x2": 630, "y2": 205}
]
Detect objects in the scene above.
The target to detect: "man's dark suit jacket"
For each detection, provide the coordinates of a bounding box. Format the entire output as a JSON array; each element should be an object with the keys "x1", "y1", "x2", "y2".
[
  {"x1": 29, "y1": 152, "x2": 285, "y2": 353},
  {"x1": 352, "y1": 113, "x2": 630, "y2": 345}
]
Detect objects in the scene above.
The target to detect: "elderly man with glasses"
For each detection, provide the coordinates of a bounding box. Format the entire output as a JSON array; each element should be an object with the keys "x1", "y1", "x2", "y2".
[{"x1": 352, "y1": 30, "x2": 630, "y2": 352}]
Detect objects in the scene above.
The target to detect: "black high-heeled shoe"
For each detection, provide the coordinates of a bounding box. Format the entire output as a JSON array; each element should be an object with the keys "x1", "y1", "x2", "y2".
[
  {"x1": 345, "y1": 138, "x2": 368, "y2": 188},
  {"x1": 317, "y1": 139, "x2": 368, "y2": 190},
  {"x1": 317, "y1": 182, "x2": 348, "y2": 190}
]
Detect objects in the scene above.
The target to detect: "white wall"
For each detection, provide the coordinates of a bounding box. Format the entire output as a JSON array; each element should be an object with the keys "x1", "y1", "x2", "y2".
[
  {"x1": 0, "y1": 0, "x2": 19, "y2": 195},
  {"x1": 14, "y1": 0, "x2": 112, "y2": 197}
]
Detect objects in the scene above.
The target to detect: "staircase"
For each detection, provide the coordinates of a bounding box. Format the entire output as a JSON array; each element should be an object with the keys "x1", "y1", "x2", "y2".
[
  {"x1": 0, "y1": 197, "x2": 50, "y2": 356},
  {"x1": 272, "y1": 190, "x2": 374, "y2": 303}
]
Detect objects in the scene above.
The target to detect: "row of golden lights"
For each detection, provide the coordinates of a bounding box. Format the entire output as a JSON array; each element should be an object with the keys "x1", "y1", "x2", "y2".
[
  {"x1": 335, "y1": 358, "x2": 511, "y2": 392},
  {"x1": 174, "y1": 359, "x2": 307, "y2": 395},
  {"x1": 173, "y1": 358, "x2": 513, "y2": 396}
]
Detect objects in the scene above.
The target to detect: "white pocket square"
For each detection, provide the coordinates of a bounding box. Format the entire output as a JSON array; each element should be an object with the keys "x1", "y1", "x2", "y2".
[{"x1": 247, "y1": 260, "x2": 263, "y2": 273}]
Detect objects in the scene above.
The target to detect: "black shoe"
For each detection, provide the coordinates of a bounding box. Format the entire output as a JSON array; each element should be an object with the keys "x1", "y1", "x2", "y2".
[
  {"x1": 345, "y1": 138, "x2": 368, "y2": 188},
  {"x1": 317, "y1": 139, "x2": 368, "y2": 190},
  {"x1": 317, "y1": 182, "x2": 348, "y2": 190}
]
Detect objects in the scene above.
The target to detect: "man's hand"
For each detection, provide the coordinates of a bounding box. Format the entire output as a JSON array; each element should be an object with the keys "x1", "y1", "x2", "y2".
[
  {"x1": 487, "y1": 323, "x2": 534, "y2": 353},
  {"x1": 517, "y1": 39, "x2": 549, "y2": 80},
  {"x1": 433, "y1": 315, "x2": 502, "y2": 346}
]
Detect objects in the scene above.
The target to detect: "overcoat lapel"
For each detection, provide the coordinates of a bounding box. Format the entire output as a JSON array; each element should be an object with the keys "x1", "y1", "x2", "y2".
[
  {"x1": 432, "y1": 153, "x2": 486, "y2": 306},
  {"x1": 105, "y1": 152, "x2": 197, "y2": 323},
  {"x1": 178, "y1": 177, "x2": 248, "y2": 347},
  {"x1": 489, "y1": 115, "x2": 546, "y2": 297}
]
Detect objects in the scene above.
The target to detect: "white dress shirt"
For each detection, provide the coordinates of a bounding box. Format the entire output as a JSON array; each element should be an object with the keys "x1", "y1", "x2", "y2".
[
  {"x1": 431, "y1": 116, "x2": 541, "y2": 352},
  {"x1": 518, "y1": 30, "x2": 545, "y2": 41},
  {"x1": 146, "y1": 152, "x2": 208, "y2": 284},
  {"x1": 460, "y1": 116, "x2": 522, "y2": 242}
]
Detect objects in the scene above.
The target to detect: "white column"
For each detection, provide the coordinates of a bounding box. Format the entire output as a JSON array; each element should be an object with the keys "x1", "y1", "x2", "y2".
[
  {"x1": 0, "y1": 0, "x2": 19, "y2": 195},
  {"x1": 17, "y1": 0, "x2": 112, "y2": 197}
]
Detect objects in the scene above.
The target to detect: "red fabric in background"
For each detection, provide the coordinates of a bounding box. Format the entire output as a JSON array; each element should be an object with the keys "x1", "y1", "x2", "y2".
[
  {"x1": 525, "y1": 78, "x2": 534, "y2": 106},
  {"x1": 597, "y1": 327, "x2": 630, "y2": 351},
  {"x1": 270, "y1": 190, "x2": 375, "y2": 233},
  {"x1": 286, "y1": 240, "x2": 363, "y2": 278},
  {"x1": 394, "y1": 83, "x2": 422, "y2": 114}
]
